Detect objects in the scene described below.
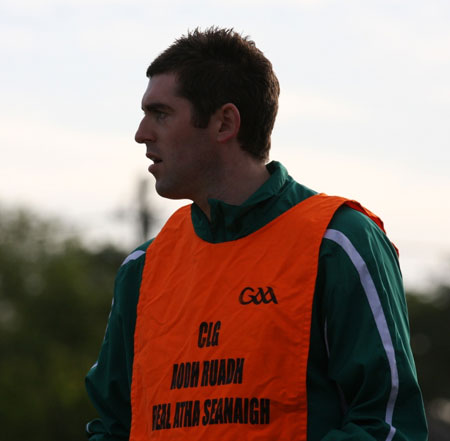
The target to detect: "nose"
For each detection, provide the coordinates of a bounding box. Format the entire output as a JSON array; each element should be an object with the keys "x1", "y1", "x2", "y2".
[{"x1": 135, "y1": 117, "x2": 155, "y2": 144}]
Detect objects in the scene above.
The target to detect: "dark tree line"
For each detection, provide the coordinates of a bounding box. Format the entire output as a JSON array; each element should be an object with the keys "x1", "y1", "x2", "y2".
[
  {"x1": 0, "y1": 206, "x2": 448, "y2": 440},
  {"x1": 408, "y1": 285, "x2": 450, "y2": 440},
  {"x1": 0, "y1": 207, "x2": 124, "y2": 440}
]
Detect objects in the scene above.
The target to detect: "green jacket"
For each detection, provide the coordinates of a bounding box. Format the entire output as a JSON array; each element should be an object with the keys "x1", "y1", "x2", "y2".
[{"x1": 86, "y1": 161, "x2": 427, "y2": 440}]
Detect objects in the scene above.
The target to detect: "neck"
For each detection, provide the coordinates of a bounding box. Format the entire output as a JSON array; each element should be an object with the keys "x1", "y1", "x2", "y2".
[{"x1": 195, "y1": 157, "x2": 270, "y2": 220}]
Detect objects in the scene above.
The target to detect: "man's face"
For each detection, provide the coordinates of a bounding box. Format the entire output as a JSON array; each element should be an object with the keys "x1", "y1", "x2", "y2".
[{"x1": 135, "y1": 73, "x2": 218, "y2": 202}]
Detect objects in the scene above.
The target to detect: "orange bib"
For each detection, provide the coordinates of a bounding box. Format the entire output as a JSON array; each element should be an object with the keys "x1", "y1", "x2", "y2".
[{"x1": 130, "y1": 194, "x2": 384, "y2": 440}]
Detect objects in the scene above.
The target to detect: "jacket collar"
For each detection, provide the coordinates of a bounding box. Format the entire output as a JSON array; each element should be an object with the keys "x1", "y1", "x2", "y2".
[{"x1": 190, "y1": 161, "x2": 292, "y2": 243}]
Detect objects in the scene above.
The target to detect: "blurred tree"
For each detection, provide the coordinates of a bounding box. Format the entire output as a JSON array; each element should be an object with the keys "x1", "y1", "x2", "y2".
[
  {"x1": 407, "y1": 285, "x2": 450, "y2": 440},
  {"x1": 112, "y1": 177, "x2": 156, "y2": 246},
  {"x1": 0, "y1": 207, "x2": 125, "y2": 441},
  {"x1": 136, "y1": 177, "x2": 155, "y2": 243}
]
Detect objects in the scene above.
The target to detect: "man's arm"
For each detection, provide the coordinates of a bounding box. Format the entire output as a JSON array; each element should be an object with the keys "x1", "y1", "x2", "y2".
[
  {"x1": 85, "y1": 246, "x2": 149, "y2": 440},
  {"x1": 309, "y1": 206, "x2": 427, "y2": 440}
]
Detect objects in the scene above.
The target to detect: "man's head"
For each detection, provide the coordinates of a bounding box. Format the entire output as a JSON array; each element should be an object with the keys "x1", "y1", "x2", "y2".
[{"x1": 146, "y1": 27, "x2": 280, "y2": 162}]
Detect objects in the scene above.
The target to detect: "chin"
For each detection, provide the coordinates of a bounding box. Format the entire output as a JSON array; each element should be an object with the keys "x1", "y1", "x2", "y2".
[{"x1": 155, "y1": 181, "x2": 189, "y2": 201}]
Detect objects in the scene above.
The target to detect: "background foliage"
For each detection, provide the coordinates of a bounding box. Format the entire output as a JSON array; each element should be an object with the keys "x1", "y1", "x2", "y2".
[
  {"x1": 0, "y1": 207, "x2": 124, "y2": 440},
  {"x1": 0, "y1": 206, "x2": 448, "y2": 440},
  {"x1": 408, "y1": 285, "x2": 450, "y2": 439}
]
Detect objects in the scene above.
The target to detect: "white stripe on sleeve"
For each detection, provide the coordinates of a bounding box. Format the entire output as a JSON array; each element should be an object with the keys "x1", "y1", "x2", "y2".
[{"x1": 121, "y1": 249, "x2": 146, "y2": 267}]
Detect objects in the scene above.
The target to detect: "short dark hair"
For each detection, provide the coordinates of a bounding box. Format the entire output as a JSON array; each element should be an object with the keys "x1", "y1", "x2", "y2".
[{"x1": 146, "y1": 27, "x2": 280, "y2": 161}]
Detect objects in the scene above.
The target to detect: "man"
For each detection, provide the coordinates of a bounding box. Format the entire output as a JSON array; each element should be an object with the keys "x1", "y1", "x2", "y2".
[{"x1": 86, "y1": 28, "x2": 427, "y2": 440}]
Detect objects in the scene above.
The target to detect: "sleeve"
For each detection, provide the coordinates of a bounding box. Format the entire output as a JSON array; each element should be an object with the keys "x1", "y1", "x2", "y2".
[
  {"x1": 85, "y1": 248, "x2": 148, "y2": 440},
  {"x1": 313, "y1": 206, "x2": 428, "y2": 440}
]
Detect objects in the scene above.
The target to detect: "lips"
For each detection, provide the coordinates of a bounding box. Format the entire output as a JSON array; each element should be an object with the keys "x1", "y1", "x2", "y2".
[
  {"x1": 146, "y1": 153, "x2": 162, "y2": 174},
  {"x1": 146, "y1": 153, "x2": 162, "y2": 164}
]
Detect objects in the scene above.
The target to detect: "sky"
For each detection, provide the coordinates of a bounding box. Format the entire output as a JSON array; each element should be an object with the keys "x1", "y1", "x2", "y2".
[{"x1": 1, "y1": 0, "x2": 449, "y2": 290}]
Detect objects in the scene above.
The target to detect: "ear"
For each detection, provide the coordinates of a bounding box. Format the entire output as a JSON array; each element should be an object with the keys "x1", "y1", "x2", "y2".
[{"x1": 215, "y1": 103, "x2": 241, "y2": 143}]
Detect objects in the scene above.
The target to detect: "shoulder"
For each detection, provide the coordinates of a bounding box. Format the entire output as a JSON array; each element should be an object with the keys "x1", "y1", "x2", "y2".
[
  {"x1": 317, "y1": 203, "x2": 405, "y2": 325},
  {"x1": 115, "y1": 240, "x2": 154, "y2": 294},
  {"x1": 328, "y1": 204, "x2": 383, "y2": 238},
  {"x1": 118, "y1": 204, "x2": 192, "y2": 271},
  {"x1": 119, "y1": 239, "x2": 153, "y2": 268},
  {"x1": 322, "y1": 204, "x2": 398, "y2": 264},
  {"x1": 110, "y1": 240, "x2": 155, "y2": 316},
  {"x1": 318, "y1": 203, "x2": 403, "y2": 310}
]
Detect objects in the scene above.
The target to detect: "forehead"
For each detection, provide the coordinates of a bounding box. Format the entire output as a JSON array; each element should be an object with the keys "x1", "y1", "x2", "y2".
[{"x1": 142, "y1": 73, "x2": 183, "y2": 106}]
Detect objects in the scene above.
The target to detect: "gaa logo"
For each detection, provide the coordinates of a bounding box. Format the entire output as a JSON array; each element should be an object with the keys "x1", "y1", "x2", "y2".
[{"x1": 239, "y1": 286, "x2": 278, "y2": 305}]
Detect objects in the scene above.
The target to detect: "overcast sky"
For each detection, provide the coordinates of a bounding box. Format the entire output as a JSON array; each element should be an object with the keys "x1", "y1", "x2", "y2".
[{"x1": 1, "y1": 0, "x2": 449, "y2": 289}]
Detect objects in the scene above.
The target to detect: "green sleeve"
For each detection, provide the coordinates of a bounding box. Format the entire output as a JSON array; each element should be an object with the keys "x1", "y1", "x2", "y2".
[
  {"x1": 85, "y1": 242, "x2": 151, "y2": 440},
  {"x1": 307, "y1": 206, "x2": 427, "y2": 440}
]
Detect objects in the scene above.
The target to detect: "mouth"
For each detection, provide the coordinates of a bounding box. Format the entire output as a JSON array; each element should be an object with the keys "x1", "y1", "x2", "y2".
[
  {"x1": 146, "y1": 153, "x2": 162, "y2": 164},
  {"x1": 146, "y1": 153, "x2": 162, "y2": 174}
]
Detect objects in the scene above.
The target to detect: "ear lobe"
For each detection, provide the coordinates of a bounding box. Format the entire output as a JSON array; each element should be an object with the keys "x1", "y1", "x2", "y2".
[{"x1": 216, "y1": 103, "x2": 241, "y2": 143}]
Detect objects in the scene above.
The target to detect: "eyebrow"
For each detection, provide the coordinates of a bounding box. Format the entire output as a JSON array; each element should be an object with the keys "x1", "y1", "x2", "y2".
[{"x1": 142, "y1": 102, "x2": 173, "y2": 113}]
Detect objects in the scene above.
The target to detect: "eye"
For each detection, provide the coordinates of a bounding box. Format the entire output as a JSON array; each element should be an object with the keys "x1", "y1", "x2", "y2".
[
  {"x1": 142, "y1": 104, "x2": 170, "y2": 121},
  {"x1": 155, "y1": 110, "x2": 167, "y2": 121}
]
